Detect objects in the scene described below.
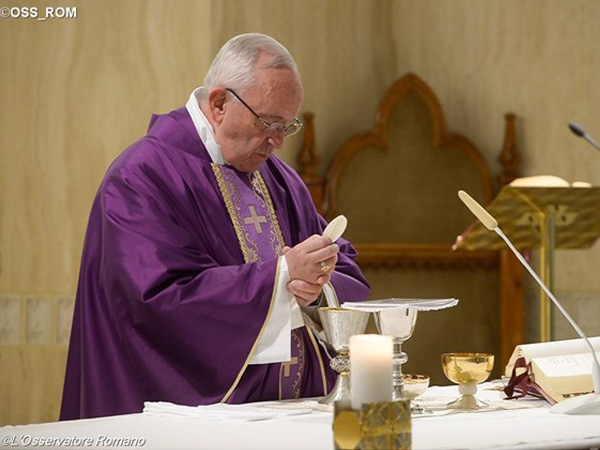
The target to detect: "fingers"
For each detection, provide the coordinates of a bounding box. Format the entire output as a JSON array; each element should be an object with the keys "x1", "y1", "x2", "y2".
[
  {"x1": 295, "y1": 295, "x2": 317, "y2": 308},
  {"x1": 319, "y1": 254, "x2": 338, "y2": 274},
  {"x1": 300, "y1": 234, "x2": 333, "y2": 252},
  {"x1": 288, "y1": 279, "x2": 323, "y2": 295},
  {"x1": 289, "y1": 235, "x2": 338, "y2": 262},
  {"x1": 285, "y1": 235, "x2": 339, "y2": 284},
  {"x1": 311, "y1": 244, "x2": 339, "y2": 264},
  {"x1": 316, "y1": 273, "x2": 331, "y2": 285},
  {"x1": 287, "y1": 279, "x2": 323, "y2": 307}
]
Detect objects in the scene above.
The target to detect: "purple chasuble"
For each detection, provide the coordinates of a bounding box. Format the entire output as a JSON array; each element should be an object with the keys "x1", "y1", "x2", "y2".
[
  {"x1": 212, "y1": 164, "x2": 302, "y2": 399},
  {"x1": 60, "y1": 107, "x2": 370, "y2": 420}
]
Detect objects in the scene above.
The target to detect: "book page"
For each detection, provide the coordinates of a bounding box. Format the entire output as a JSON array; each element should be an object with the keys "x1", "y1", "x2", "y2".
[
  {"x1": 531, "y1": 353, "x2": 598, "y2": 401},
  {"x1": 505, "y1": 337, "x2": 600, "y2": 376},
  {"x1": 533, "y1": 352, "x2": 600, "y2": 377}
]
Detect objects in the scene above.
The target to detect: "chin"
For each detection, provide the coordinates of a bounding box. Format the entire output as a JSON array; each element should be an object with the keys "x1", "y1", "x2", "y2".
[
  {"x1": 236, "y1": 162, "x2": 264, "y2": 173},
  {"x1": 251, "y1": 156, "x2": 271, "y2": 172},
  {"x1": 232, "y1": 153, "x2": 271, "y2": 173}
]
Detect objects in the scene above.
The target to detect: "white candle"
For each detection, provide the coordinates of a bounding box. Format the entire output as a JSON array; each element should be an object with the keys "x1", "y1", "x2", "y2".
[{"x1": 349, "y1": 334, "x2": 394, "y2": 410}]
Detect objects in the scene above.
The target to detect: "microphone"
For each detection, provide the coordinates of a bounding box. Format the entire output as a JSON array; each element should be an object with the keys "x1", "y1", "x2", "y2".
[
  {"x1": 568, "y1": 121, "x2": 600, "y2": 152},
  {"x1": 458, "y1": 190, "x2": 600, "y2": 415}
]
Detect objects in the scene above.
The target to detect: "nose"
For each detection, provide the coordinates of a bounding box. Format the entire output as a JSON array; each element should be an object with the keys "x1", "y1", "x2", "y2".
[{"x1": 267, "y1": 133, "x2": 285, "y2": 149}]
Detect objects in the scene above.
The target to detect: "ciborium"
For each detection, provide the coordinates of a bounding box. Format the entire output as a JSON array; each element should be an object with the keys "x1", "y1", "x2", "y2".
[
  {"x1": 318, "y1": 307, "x2": 370, "y2": 405},
  {"x1": 402, "y1": 374, "x2": 430, "y2": 414},
  {"x1": 441, "y1": 352, "x2": 494, "y2": 410},
  {"x1": 373, "y1": 307, "x2": 418, "y2": 401}
]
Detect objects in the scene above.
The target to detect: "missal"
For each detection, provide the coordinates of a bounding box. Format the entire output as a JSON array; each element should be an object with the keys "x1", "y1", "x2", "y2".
[{"x1": 504, "y1": 337, "x2": 600, "y2": 404}]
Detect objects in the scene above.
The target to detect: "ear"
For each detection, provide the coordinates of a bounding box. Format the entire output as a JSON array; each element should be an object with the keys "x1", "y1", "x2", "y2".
[{"x1": 206, "y1": 88, "x2": 228, "y2": 125}]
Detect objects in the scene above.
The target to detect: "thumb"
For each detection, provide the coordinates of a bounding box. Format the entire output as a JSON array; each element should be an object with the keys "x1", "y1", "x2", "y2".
[{"x1": 317, "y1": 274, "x2": 329, "y2": 285}]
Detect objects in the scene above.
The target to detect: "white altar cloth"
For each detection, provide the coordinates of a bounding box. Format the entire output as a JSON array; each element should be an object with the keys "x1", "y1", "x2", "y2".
[{"x1": 2, "y1": 384, "x2": 600, "y2": 450}]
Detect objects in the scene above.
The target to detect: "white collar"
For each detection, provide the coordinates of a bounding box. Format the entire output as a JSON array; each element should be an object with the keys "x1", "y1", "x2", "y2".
[{"x1": 185, "y1": 87, "x2": 226, "y2": 165}]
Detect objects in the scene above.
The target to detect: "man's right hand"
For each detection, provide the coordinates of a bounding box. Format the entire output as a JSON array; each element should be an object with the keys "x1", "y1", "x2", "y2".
[{"x1": 283, "y1": 235, "x2": 339, "y2": 286}]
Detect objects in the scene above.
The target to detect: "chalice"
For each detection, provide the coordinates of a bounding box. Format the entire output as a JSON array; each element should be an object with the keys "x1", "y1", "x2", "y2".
[
  {"x1": 441, "y1": 352, "x2": 494, "y2": 410},
  {"x1": 318, "y1": 307, "x2": 370, "y2": 405},
  {"x1": 402, "y1": 374, "x2": 430, "y2": 413},
  {"x1": 373, "y1": 307, "x2": 418, "y2": 401}
]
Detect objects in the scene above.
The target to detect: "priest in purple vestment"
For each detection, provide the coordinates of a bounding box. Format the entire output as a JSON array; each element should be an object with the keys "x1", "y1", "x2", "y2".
[{"x1": 60, "y1": 32, "x2": 370, "y2": 420}]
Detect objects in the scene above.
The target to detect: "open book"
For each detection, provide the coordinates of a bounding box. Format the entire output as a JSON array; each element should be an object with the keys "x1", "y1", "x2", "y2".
[
  {"x1": 505, "y1": 337, "x2": 600, "y2": 404},
  {"x1": 510, "y1": 175, "x2": 592, "y2": 188}
]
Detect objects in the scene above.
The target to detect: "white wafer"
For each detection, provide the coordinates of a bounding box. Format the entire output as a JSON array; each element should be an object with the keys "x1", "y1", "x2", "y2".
[{"x1": 322, "y1": 215, "x2": 347, "y2": 242}]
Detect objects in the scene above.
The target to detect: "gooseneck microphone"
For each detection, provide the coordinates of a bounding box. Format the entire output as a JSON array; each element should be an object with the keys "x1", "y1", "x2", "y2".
[
  {"x1": 458, "y1": 190, "x2": 600, "y2": 415},
  {"x1": 569, "y1": 122, "x2": 600, "y2": 152}
]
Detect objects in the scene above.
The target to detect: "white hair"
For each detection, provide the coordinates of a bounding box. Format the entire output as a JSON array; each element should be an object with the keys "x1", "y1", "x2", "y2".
[{"x1": 202, "y1": 33, "x2": 300, "y2": 98}]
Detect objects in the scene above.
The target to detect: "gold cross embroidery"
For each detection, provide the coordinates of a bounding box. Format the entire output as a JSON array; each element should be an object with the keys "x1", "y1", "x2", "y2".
[
  {"x1": 281, "y1": 357, "x2": 299, "y2": 377},
  {"x1": 243, "y1": 205, "x2": 267, "y2": 233}
]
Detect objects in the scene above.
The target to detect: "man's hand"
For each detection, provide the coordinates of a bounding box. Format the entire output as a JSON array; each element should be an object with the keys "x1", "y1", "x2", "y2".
[
  {"x1": 286, "y1": 279, "x2": 324, "y2": 307},
  {"x1": 284, "y1": 235, "x2": 338, "y2": 285},
  {"x1": 282, "y1": 235, "x2": 338, "y2": 305}
]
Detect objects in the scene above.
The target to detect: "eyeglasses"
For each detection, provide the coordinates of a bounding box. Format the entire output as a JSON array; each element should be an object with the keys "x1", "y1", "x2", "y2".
[{"x1": 225, "y1": 88, "x2": 303, "y2": 138}]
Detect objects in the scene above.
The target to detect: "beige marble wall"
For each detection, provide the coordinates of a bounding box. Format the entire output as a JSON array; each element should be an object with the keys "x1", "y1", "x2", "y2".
[
  {"x1": 1, "y1": 0, "x2": 599, "y2": 425},
  {"x1": 0, "y1": 296, "x2": 72, "y2": 424},
  {"x1": 391, "y1": 0, "x2": 600, "y2": 341},
  {"x1": 0, "y1": 0, "x2": 214, "y2": 425},
  {"x1": 0, "y1": 0, "x2": 214, "y2": 296}
]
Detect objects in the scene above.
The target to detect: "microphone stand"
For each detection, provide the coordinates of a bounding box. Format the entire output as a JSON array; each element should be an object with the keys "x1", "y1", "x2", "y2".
[
  {"x1": 458, "y1": 190, "x2": 600, "y2": 415},
  {"x1": 569, "y1": 122, "x2": 600, "y2": 152}
]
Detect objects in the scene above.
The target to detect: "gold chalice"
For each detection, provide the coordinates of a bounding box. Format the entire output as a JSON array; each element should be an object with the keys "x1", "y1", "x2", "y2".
[{"x1": 441, "y1": 353, "x2": 494, "y2": 410}]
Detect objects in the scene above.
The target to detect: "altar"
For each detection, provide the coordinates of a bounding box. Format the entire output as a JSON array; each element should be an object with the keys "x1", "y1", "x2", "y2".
[{"x1": 2, "y1": 384, "x2": 600, "y2": 450}]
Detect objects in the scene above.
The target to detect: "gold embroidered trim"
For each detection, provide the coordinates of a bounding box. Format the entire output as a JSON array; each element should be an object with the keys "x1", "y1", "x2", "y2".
[
  {"x1": 278, "y1": 364, "x2": 283, "y2": 401},
  {"x1": 277, "y1": 330, "x2": 305, "y2": 400},
  {"x1": 249, "y1": 174, "x2": 282, "y2": 257},
  {"x1": 305, "y1": 324, "x2": 328, "y2": 396},
  {"x1": 255, "y1": 172, "x2": 286, "y2": 250},
  {"x1": 293, "y1": 330, "x2": 306, "y2": 398},
  {"x1": 213, "y1": 166, "x2": 292, "y2": 401},
  {"x1": 220, "y1": 256, "x2": 283, "y2": 403},
  {"x1": 211, "y1": 164, "x2": 252, "y2": 263}
]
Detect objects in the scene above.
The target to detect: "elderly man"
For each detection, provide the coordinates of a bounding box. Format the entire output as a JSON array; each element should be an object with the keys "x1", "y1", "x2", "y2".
[{"x1": 60, "y1": 33, "x2": 370, "y2": 420}]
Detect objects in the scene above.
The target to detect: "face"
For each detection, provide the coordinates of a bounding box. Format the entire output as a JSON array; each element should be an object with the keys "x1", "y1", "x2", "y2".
[{"x1": 205, "y1": 65, "x2": 303, "y2": 173}]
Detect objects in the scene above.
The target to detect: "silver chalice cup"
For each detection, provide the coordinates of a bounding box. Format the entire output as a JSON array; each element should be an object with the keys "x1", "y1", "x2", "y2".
[
  {"x1": 373, "y1": 307, "x2": 418, "y2": 401},
  {"x1": 318, "y1": 307, "x2": 370, "y2": 405}
]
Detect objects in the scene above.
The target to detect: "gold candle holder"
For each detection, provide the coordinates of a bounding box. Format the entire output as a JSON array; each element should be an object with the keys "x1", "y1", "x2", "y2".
[{"x1": 333, "y1": 400, "x2": 411, "y2": 450}]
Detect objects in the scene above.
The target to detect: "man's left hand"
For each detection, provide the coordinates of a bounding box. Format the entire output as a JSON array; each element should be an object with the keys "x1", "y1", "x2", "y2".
[{"x1": 286, "y1": 278, "x2": 327, "y2": 307}]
